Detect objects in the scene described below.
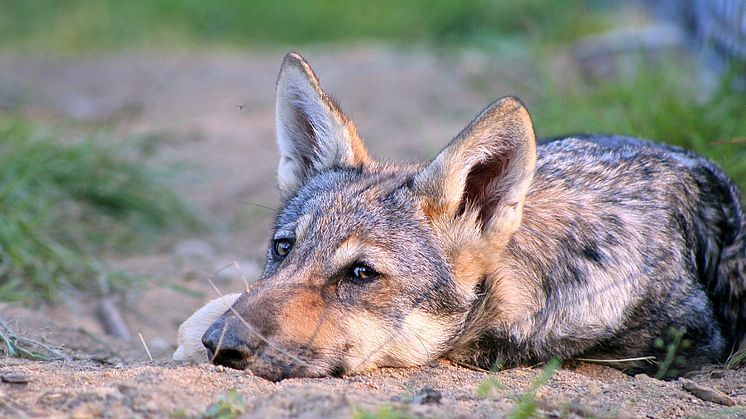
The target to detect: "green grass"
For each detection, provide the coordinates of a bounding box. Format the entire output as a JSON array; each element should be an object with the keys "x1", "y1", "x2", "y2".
[
  {"x1": 727, "y1": 348, "x2": 746, "y2": 370},
  {"x1": 1, "y1": 2, "x2": 744, "y2": 305},
  {"x1": 476, "y1": 359, "x2": 505, "y2": 397},
  {"x1": 507, "y1": 358, "x2": 561, "y2": 419},
  {"x1": 472, "y1": 359, "x2": 561, "y2": 417},
  {"x1": 202, "y1": 389, "x2": 246, "y2": 419},
  {"x1": 530, "y1": 63, "x2": 746, "y2": 191},
  {"x1": 654, "y1": 326, "x2": 691, "y2": 379},
  {"x1": 0, "y1": 120, "x2": 199, "y2": 302},
  {"x1": 0, "y1": 0, "x2": 607, "y2": 53},
  {"x1": 0, "y1": 318, "x2": 68, "y2": 361}
]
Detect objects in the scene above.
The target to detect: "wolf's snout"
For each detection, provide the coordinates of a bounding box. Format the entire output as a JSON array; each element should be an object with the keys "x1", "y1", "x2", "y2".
[{"x1": 201, "y1": 317, "x2": 259, "y2": 370}]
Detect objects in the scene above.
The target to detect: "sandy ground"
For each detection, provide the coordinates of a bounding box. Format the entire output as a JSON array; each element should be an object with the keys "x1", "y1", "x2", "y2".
[{"x1": 0, "y1": 46, "x2": 744, "y2": 418}]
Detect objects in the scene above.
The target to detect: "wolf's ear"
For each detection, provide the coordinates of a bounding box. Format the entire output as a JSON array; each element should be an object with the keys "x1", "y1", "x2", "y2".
[
  {"x1": 275, "y1": 53, "x2": 370, "y2": 198},
  {"x1": 413, "y1": 96, "x2": 536, "y2": 241}
]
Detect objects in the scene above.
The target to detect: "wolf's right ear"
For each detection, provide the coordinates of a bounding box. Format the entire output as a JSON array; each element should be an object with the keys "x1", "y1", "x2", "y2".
[
  {"x1": 275, "y1": 53, "x2": 370, "y2": 199},
  {"x1": 413, "y1": 96, "x2": 536, "y2": 244}
]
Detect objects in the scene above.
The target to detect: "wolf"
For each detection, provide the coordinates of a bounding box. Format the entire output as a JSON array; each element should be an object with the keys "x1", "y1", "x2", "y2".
[{"x1": 174, "y1": 52, "x2": 746, "y2": 381}]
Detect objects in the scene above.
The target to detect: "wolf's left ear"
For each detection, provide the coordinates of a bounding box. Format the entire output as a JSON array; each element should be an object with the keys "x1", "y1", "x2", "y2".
[
  {"x1": 413, "y1": 96, "x2": 536, "y2": 241},
  {"x1": 275, "y1": 53, "x2": 370, "y2": 198}
]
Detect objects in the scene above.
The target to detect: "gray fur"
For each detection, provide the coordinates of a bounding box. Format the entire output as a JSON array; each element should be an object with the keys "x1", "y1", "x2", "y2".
[
  {"x1": 201, "y1": 53, "x2": 746, "y2": 381},
  {"x1": 449, "y1": 136, "x2": 745, "y2": 374}
]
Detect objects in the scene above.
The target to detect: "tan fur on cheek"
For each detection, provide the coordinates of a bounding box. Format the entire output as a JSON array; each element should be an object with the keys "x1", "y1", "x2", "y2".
[
  {"x1": 173, "y1": 293, "x2": 241, "y2": 362},
  {"x1": 277, "y1": 290, "x2": 340, "y2": 350}
]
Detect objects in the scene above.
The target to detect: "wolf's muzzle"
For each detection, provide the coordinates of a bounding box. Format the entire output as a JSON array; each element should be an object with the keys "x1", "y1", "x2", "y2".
[{"x1": 201, "y1": 317, "x2": 258, "y2": 370}]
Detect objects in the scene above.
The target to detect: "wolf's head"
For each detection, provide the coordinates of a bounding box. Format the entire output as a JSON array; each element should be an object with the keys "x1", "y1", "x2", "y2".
[{"x1": 201, "y1": 53, "x2": 537, "y2": 380}]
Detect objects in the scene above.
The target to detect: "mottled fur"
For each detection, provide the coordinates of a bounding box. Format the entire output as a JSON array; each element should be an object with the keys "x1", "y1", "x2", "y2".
[{"x1": 190, "y1": 53, "x2": 746, "y2": 381}]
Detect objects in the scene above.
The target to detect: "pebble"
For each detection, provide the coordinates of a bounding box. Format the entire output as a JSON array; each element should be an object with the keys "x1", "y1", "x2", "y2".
[
  {"x1": 410, "y1": 388, "x2": 441, "y2": 405},
  {"x1": 1, "y1": 372, "x2": 29, "y2": 384}
]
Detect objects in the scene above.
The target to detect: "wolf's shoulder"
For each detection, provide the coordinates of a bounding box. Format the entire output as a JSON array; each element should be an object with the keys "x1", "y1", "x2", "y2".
[
  {"x1": 539, "y1": 134, "x2": 694, "y2": 162},
  {"x1": 536, "y1": 134, "x2": 725, "y2": 178}
]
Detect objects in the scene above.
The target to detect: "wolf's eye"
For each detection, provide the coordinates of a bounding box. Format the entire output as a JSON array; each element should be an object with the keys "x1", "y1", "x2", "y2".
[
  {"x1": 350, "y1": 263, "x2": 379, "y2": 282},
  {"x1": 273, "y1": 238, "x2": 293, "y2": 257}
]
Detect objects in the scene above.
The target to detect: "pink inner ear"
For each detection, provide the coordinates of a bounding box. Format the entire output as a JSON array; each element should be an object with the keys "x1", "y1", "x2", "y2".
[{"x1": 462, "y1": 151, "x2": 511, "y2": 229}]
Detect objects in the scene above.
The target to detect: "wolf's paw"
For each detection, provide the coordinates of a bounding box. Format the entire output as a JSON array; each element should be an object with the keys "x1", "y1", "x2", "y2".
[{"x1": 173, "y1": 293, "x2": 242, "y2": 362}]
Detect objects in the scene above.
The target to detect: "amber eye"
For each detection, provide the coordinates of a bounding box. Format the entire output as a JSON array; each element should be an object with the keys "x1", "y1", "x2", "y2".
[
  {"x1": 350, "y1": 263, "x2": 379, "y2": 282},
  {"x1": 273, "y1": 238, "x2": 293, "y2": 257}
]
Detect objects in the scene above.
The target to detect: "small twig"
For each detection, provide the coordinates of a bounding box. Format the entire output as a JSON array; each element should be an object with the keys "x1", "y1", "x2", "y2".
[
  {"x1": 573, "y1": 355, "x2": 656, "y2": 364},
  {"x1": 680, "y1": 378, "x2": 736, "y2": 406},
  {"x1": 453, "y1": 360, "x2": 491, "y2": 373},
  {"x1": 138, "y1": 332, "x2": 153, "y2": 362}
]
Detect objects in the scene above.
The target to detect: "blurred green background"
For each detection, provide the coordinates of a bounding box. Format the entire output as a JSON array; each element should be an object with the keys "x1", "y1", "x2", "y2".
[
  {"x1": 0, "y1": 0, "x2": 744, "y2": 305},
  {"x1": 1, "y1": 0, "x2": 604, "y2": 51}
]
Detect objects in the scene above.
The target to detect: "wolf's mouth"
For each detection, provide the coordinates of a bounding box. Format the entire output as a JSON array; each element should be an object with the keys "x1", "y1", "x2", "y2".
[
  {"x1": 205, "y1": 347, "x2": 253, "y2": 371},
  {"x1": 205, "y1": 343, "x2": 349, "y2": 381},
  {"x1": 328, "y1": 364, "x2": 347, "y2": 378}
]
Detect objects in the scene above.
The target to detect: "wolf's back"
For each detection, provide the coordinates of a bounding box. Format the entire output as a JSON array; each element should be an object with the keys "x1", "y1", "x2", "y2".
[{"x1": 580, "y1": 135, "x2": 746, "y2": 355}]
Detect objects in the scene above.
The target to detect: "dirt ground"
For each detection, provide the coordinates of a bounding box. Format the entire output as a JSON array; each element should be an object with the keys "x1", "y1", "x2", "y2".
[{"x1": 0, "y1": 46, "x2": 744, "y2": 418}]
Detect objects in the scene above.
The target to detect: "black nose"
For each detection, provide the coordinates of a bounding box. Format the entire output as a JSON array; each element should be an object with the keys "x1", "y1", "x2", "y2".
[{"x1": 202, "y1": 318, "x2": 254, "y2": 370}]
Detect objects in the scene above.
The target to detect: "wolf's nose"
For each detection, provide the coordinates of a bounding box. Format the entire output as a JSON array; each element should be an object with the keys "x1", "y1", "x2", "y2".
[{"x1": 201, "y1": 318, "x2": 254, "y2": 370}]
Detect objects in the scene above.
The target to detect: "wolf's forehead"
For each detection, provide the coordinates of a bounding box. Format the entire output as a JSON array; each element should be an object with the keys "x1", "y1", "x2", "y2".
[{"x1": 278, "y1": 170, "x2": 413, "y2": 227}]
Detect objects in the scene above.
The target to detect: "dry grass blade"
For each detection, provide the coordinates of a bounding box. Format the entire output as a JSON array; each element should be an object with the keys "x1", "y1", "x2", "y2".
[
  {"x1": 573, "y1": 356, "x2": 657, "y2": 364},
  {"x1": 138, "y1": 332, "x2": 153, "y2": 361},
  {"x1": 0, "y1": 319, "x2": 69, "y2": 361},
  {"x1": 232, "y1": 260, "x2": 252, "y2": 292},
  {"x1": 453, "y1": 361, "x2": 491, "y2": 373}
]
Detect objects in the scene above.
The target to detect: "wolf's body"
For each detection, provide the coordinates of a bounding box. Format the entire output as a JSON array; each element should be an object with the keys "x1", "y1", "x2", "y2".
[
  {"x1": 176, "y1": 53, "x2": 746, "y2": 381},
  {"x1": 448, "y1": 135, "x2": 746, "y2": 370}
]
